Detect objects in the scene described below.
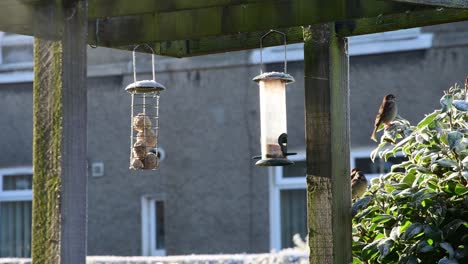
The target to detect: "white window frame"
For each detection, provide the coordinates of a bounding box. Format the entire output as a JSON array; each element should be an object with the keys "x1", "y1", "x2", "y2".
[
  {"x1": 141, "y1": 194, "x2": 166, "y2": 256},
  {"x1": 0, "y1": 167, "x2": 33, "y2": 202},
  {"x1": 350, "y1": 147, "x2": 405, "y2": 181},
  {"x1": 269, "y1": 153, "x2": 306, "y2": 251},
  {"x1": 0, "y1": 32, "x2": 4, "y2": 65}
]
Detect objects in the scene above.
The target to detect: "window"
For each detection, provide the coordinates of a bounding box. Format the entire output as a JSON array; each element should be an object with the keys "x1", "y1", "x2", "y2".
[
  {"x1": 0, "y1": 167, "x2": 33, "y2": 257},
  {"x1": 141, "y1": 195, "x2": 166, "y2": 256},
  {"x1": 269, "y1": 154, "x2": 307, "y2": 250},
  {"x1": 351, "y1": 148, "x2": 407, "y2": 181}
]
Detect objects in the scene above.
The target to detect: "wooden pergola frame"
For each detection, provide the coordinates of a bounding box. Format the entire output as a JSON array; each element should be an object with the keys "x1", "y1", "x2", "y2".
[{"x1": 1, "y1": 0, "x2": 467, "y2": 263}]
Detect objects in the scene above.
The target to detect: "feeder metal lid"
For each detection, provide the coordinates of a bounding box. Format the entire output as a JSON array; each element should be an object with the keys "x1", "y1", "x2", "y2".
[
  {"x1": 125, "y1": 80, "x2": 166, "y2": 93},
  {"x1": 252, "y1": 71, "x2": 295, "y2": 84}
]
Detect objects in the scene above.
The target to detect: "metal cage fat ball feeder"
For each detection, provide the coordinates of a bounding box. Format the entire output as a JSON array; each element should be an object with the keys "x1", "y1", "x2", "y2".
[
  {"x1": 126, "y1": 44, "x2": 165, "y2": 170},
  {"x1": 253, "y1": 30, "x2": 296, "y2": 166}
]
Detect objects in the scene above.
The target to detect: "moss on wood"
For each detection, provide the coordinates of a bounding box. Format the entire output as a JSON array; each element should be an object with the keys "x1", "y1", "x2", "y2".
[{"x1": 32, "y1": 38, "x2": 63, "y2": 264}]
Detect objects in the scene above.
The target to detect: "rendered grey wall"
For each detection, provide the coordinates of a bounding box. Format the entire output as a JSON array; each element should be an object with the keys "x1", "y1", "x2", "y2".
[
  {"x1": 86, "y1": 58, "x2": 271, "y2": 255},
  {"x1": 0, "y1": 83, "x2": 32, "y2": 168}
]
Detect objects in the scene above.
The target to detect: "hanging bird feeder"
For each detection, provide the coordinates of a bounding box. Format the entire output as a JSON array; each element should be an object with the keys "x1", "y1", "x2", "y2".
[
  {"x1": 253, "y1": 30, "x2": 295, "y2": 166},
  {"x1": 126, "y1": 44, "x2": 165, "y2": 170}
]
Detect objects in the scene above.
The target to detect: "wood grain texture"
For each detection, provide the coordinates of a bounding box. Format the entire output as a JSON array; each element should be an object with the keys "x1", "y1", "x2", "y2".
[
  {"x1": 32, "y1": 1, "x2": 87, "y2": 263},
  {"x1": 60, "y1": 1, "x2": 88, "y2": 263},
  {"x1": 88, "y1": 0, "x2": 269, "y2": 17},
  {"x1": 87, "y1": 0, "x2": 409, "y2": 45},
  {"x1": 303, "y1": 23, "x2": 351, "y2": 264},
  {"x1": 116, "y1": 7, "x2": 468, "y2": 57}
]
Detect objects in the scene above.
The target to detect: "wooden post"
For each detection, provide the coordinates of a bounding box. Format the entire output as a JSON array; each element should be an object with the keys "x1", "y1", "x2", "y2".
[
  {"x1": 32, "y1": 1, "x2": 88, "y2": 263},
  {"x1": 303, "y1": 24, "x2": 351, "y2": 264}
]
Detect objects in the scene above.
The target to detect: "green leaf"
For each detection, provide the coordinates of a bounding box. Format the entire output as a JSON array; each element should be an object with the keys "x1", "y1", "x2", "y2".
[
  {"x1": 453, "y1": 100, "x2": 468, "y2": 111},
  {"x1": 440, "y1": 94, "x2": 453, "y2": 112},
  {"x1": 400, "y1": 220, "x2": 412, "y2": 233},
  {"x1": 438, "y1": 257, "x2": 459, "y2": 264},
  {"x1": 351, "y1": 195, "x2": 372, "y2": 218},
  {"x1": 390, "y1": 226, "x2": 400, "y2": 240},
  {"x1": 377, "y1": 238, "x2": 394, "y2": 259},
  {"x1": 448, "y1": 131, "x2": 463, "y2": 150},
  {"x1": 417, "y1": 239, "x2": 434, "y2": 253},
  {"x1": 403, "y1": 223, "x2": 423, "y2": 240},
  {"x1": 443, "y1": 182, "x2": 468, "y2": 195},
  {"x1": 352, "y1": 257, "x2": 363, "y2": 264},
  {"x1": 440, "y1": 242, "x2": 455, "y2": 260},
  {"x1": 443, "y1": 172, "x2": 461, "y2": 182},
  {"x1": 372, "y1": 215, "x2": 394, "y2": 224},
  {"x1": 462, "y1": 171, "x2": 468, "y2": 178},
  {"x1": 424, "y1": 225, "x2": 443, "y2": 242},
  {"x1": 417, "y1": 111, "x2": 439, "y2": 130},
  {"x1": 361, "y1": 240, "x2": 380, "y2": 260},
  {"x1": 402, "y1": 173, "x2": 416, "y2": 186},
  {"x1": 442, "y1": 219, "x2": 466, "y2": 238},
  {"x1": 400, "y1": 255, "x2": 418, "y2": 264},
  {"x1": 370, "y1": 177, "x2": 380, "y2": 185},
  {"x1": 454, "y1": 184, "x2": 468, "y2": 195},
  {"x1": 436, "y1": 159, "x2": 458, "y2": 168},
  {"x1": 371, "y1": 142, "x2": 387, "y2": 162}
]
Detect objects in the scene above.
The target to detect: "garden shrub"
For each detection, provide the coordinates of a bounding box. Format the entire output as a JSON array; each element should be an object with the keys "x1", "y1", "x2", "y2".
[{"x1": 352, "y1": 84, "x2": 468, "y2": 264}]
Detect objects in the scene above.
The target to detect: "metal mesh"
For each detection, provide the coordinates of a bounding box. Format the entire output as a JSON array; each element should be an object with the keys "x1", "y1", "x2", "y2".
[{"x1": 129, "y1": 92, "x2": 161, "y2": 170}]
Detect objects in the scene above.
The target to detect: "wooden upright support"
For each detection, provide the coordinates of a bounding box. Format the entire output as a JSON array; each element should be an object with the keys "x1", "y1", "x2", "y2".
[
  {"x1": 32, "y1": 1, "x2": 88, "y2": 263},
  {"x1": 303, "y1": 24, "x2": 351, "y2": 264}
]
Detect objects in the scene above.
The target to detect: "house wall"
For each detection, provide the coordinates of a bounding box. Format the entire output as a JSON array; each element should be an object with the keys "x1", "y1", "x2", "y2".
[
  {"x1": 85, "y1": 53, "x2": 272, "y2": 255},
  {"x1": 0, "y1": 82, "x2": 32, "y2": 168}
]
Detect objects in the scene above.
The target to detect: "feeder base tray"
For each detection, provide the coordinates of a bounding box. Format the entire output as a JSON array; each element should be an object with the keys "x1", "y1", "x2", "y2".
[{"x1": 255, "y1": 158, "x2": 294, "y2": 166}]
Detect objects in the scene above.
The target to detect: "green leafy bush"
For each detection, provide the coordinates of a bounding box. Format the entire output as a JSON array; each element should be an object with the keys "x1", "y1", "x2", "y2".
[{"x1": 352, "y1": 85, "x2": 468, "y2": 264}]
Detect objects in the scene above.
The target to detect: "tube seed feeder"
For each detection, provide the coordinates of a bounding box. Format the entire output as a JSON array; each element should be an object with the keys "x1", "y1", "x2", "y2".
[
  {"x1": 253, "y1": 30, "x2": 295, "y2": 166},
  {"x1": 126, "y1": 44, "x2": 165, "y2": 170}
]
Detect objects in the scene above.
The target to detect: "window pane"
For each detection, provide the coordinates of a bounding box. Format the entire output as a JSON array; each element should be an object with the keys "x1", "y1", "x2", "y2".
[
  {"x1": 283, "y1": 161, "x2": 306, "y2": 178},
  {"x1": 355, "y1": 156, "x2": 407, "y2": 175},
  {"x1": 280, "y1": 189, "x2": 307, "y2": 248},
  {"x1": 3, "y1": 174, "x2": 32, "y2": 191},
  {"x1": 155, "y1": 201, "x2": 165, "y2": 250},
  {"x1": 0, "y1": 201, "x2": 32, "y2": 257}
]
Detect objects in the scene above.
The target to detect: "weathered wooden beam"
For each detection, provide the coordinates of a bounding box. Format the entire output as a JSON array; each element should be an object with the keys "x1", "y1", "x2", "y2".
[
  {"x1": 88, "y1": 0, "x2": 270, "y2": 18},
  {"x1": 391, "y1": 0, "x2": 468, "y2": 9},
  {"x1": 88, "y1": 0, "x2": 413, "y2": 45},
  {"x1": 0, "y1": 0, "x2": 34, "y2": 34},
  {"x1": 32, "y1": 1, "x2": 87, "y2": 263},
  {"x1": 103, "y1": 7, "x2": 468, "y2": 57},
  {"x1": 336, "y1": 7, "x2": 468, "y2": 36},
  {"x1": 149, "y1": 27, "x2": 304, "y2": 58},
  {"x1": 303, "y1": 24, "x2": 351, "y2": 264},
  {"x1": 2, "y1": 0, "x2": 468, "y2": 58}
]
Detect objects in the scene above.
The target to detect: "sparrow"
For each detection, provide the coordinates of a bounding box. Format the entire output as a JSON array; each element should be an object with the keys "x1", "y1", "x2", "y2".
[
  {"x1": 371, "y1": 94, "x2": 398, "y2": 142},
  {"x1": 351, "y1": 168, "x2": 368, "y2": 200}
]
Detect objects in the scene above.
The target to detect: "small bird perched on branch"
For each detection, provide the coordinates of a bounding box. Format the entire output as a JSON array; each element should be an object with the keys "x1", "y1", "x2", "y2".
[
  {"x1": 351, "y1": 168, "x2": 368, "y2": 200},
  {"x1": 371, "y1": 94, "x2": 398, "y2": 142}
]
